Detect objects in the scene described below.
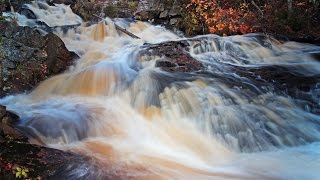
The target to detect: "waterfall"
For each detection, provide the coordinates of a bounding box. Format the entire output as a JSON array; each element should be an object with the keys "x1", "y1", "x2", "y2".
[{"x1": 1, "y1": 1, "x2": 320, "y2": 179}]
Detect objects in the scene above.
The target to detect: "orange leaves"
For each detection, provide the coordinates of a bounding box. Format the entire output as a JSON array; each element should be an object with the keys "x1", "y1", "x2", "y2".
[
  {"x1": 208, "y1": 26, "x2": 216, "y2": 32},
  {"x1": 187, "y1": 0, "x2": 256, "y2": 35},
  {"x1": 216, "y1": 23, "x2": 225, "y2": 31},
  {"x1": 187, "y1": 0, "x2": 320, "y2": 39}
]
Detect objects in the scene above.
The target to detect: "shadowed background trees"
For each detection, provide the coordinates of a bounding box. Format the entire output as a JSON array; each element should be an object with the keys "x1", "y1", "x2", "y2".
[{"x1": 185, "y1": 0, "x2": 320, "y2": 40}]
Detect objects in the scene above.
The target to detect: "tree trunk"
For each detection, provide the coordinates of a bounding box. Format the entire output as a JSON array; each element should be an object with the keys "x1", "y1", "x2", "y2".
[{"x1": 288, "y1": 0, "x2": 293, "y2": 19}]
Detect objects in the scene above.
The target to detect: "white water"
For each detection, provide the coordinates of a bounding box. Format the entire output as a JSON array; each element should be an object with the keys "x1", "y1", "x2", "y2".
[{"x1": 1, "y1": 2, "x2": 320, "y2": 179}]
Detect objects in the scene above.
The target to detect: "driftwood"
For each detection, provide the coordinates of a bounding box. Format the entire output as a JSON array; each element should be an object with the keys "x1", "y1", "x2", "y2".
[
  {"x1": 114, "y1": 23, "x2": 141, "y2": 39},
  {"x1": 251, "y1": 0, "x2": 264, "y2": 17},
  {"x1": 93, "y1": 14, "x2": 141, "y2": 39}
]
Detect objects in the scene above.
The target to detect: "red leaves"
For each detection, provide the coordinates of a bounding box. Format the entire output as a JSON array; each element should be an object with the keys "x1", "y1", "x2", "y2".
[
  {"x1": 188, "y1": 0, "x2": 256, "y2": 35},
  {"x1": 0, "y1": 158, "x2": 13, "y2": 172},
  {"x1": 2, "y1": 162, "x2": 13, "y2": 171}
]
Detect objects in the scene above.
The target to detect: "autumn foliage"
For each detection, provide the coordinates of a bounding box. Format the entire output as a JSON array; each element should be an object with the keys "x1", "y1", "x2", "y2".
[
  {"x1": 185, "y1": 0, "x2": 320, "y2": 40},
  {"x1": 187, "y1": 0, "x2": 256, "y2": 35}
]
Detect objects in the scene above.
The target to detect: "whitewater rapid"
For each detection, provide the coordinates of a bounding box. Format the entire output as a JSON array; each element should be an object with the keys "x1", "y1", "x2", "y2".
[{"x1": 1, "y1": 1, "x2": 320, "y2": 179}]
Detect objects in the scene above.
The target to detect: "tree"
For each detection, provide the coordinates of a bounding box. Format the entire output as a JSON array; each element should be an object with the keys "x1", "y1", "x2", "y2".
[{"x1": 288, "y1": 0, "x2": 293, "y2": 19}]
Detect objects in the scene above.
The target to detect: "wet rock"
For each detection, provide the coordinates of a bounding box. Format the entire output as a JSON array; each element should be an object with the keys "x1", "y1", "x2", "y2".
[
  {"x1": 0, "y1": 0, "x2": 31, "y2": 13},
  {"x1": 231, "y1": 65, "x2": 320, "y2": 92},
  {"x1": 18, "y1": 6, "x2": 37, "y2": 19},
  {"x1": 0, "y1": 122, "x2": 26, "y2": 141},
  {"x1": 0, "y1": 105, "x2": 99, "y2": 179},
  {"x1": 140, "y1": 41, "x2": 203, "y2": 72},
  {"x1": 0, "y1": 107, "x2": 23, "y2": 140},
  {"x1": 0, "y1": 21, "x2": 78, "y2": 97},
  {"x1": 0, "y1": 106, "x2": 19, "y2": 125},
  {"x1": 0, "y1": 124, "x2": 97, "y2": 179},
  {"x1": 1, "y1": 113, "x2": 18, "y2": 125},
  {"x1": 45, "y1": 33, "x2": 78, "y2": 74},
  {"x1": 0, "y1": 105, "x2": 6, "y2": 119}
]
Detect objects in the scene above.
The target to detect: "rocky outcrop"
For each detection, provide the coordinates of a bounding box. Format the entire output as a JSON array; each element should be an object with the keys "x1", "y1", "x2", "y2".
[
  {"x1": 49, "y1": 0, "x2": 139, "y2": 21},
  {"x1": 48, "y1": 0, "x2": 188, "y2": 31},
  {"x1": 139, "y1": 40, "x2": 203, "y2": 72},
  {"x1": 1, "y1": 0, "x2": 193, "y2": 35},
  {"x1": 0, "y1": 21, "x2": 78, "y2": 97},
  {"x1": 134, "y1": 0, "x2": 190, "y2": 32}
]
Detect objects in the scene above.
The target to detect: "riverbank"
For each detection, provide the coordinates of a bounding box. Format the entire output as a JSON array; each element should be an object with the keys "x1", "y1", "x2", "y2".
[{"x1": 1, "y1": 0, "x2": 319, "y2": 43}]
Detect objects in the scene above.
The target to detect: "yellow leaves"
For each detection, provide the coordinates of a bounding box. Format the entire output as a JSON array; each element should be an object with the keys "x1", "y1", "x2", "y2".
[{"x1": 14, "y1": 166, "x2": 29, "y2": 179}]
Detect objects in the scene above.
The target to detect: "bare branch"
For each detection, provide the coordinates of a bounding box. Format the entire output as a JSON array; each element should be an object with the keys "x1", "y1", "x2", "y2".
[{"x1": 93, "y1": 14, "x2": 141, "y2": 39}]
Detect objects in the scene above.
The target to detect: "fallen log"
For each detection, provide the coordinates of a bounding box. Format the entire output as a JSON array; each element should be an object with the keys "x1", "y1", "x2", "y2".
[{"x1": 93, "y1": 14, "x2": 141, "y2": 39}]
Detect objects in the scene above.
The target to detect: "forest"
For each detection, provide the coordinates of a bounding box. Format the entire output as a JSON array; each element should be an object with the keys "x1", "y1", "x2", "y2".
[{"x1": 184, "y1": 0, "x2": 320, "y2": 40}]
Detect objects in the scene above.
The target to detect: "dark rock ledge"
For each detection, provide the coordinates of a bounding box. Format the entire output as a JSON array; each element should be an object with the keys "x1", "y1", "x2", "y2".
[{"x1": 0, "y1": 21, "x2": 78, "y2": 97}]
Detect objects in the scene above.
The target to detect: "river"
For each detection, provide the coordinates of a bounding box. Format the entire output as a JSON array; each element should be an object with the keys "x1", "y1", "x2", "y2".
[{"x1": 1, "y1": 1, "x2": 320, "y2": 179}]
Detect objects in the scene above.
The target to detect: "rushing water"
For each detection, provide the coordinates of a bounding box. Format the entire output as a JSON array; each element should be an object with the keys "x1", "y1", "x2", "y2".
[{"x1": 2, "y1": 1, "x2": 320, "y2": 179}]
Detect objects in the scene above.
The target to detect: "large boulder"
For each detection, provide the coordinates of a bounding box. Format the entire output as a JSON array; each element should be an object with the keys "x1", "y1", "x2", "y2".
[
  {"x1": 0, "y1": 21, "x2": 78, "y2": 97},
  {"x1": 139, "y1": 40, "x2": 203, "y2": 72}
]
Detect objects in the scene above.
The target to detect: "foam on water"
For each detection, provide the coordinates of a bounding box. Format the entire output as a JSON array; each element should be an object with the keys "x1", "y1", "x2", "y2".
[{"x1": 2, "y1": 1, "x2": 320, "y2": 179}]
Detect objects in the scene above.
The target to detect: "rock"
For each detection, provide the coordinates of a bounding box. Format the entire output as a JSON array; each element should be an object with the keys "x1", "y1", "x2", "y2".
[
  {"x1": 49, "y1": 0, "x2": 139, "y2": 21},
  {"x1": 139, "y1": 40, "x2": 203, "y2": 72},
  {"x1": 135, "y1": 0, "x2": 188, "y2": 34},
  {"x1": 0, "y1": 105, "x2": 99, "y2": 179},
  {"x1": 0, "y1": 123, "x2": 97, "y2": 179},
  {"x1": 0, "y1": 21, "x2": 78, "y2": 97},
  {"x1": 1, "y1": 116, "x2": 11, "y2": 124},
  {"x1": 2, "y1": 61, "x2": 15, "y2": 69},
  {"x1": 0, "y1": 106, "x2": 19, "y2": 125},
  {"x1": 45, "y1": 33, "x2": 78, "y2": 74},
  {"x1": 134, "y1": 9, "x2": 160, "y2": 21},
  {"x1": 0, "y1": 122, "x2": 26, "y2": 140},
  {"x1": 47, "y1": 0, "x2": 75, "y2": 5},
  {"x1": 0, "y1": 107, "x2": 22, "y2": 140},
  {"x1": 0, "y1": 0, "x2": 31, "y2": 13},
  {"x1": 0, "y1": 105, "x2": 6, "y2": 119},
  {"x1": 0, "y1": 3, "x2": 6, "y2": 13},
  {"x1": 18, "y1": 6, "x2": 37, "y2": 19},
  {"x1": 169, "y1": 17, "x2": 180, "y2": 25},
  {"x1": 159, "y1": 10, "x2": 168, "y2": 19},
  {"x1": 168, "y1": 5, "x2": 181, "y2": 17},
  {"x1": 233, "y1": 65, "x2": 320, "y2": 93},
  {"x1": 2, "y1": 112, "x2": 19, "y2": 125}
]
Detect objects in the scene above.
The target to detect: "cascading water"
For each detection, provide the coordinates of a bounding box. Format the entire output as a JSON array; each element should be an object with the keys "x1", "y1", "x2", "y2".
[{"x1": 2, "y1": 1, "x2": 320, "y2": 179}]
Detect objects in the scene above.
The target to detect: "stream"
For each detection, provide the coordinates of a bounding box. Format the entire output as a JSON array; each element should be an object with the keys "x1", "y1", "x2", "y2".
[{"x1": 1, "y1": 1, "x2": 320, "y2": 179}]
